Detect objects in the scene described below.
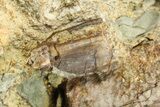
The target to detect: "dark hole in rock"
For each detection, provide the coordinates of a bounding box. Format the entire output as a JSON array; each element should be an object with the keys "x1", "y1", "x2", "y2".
[
  {"x1": 58, "y1": 81, "x2": 69, "y2": 107},
  {"x1": 50, "y1": 80, "x2": 69, "y2": 107},
  {"x1": 51, "y1": 87, "x2": 59, "y2": 107},
  {"x1": 154, "y1": 0, "x2": 160, "y2": 6},
  {"x1": 54, "y1": 56, "x2": 59, "y2": 61}
]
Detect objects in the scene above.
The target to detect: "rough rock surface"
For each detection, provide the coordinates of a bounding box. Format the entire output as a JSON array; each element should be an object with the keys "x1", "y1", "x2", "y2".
[{"x1": 0, "y1": 0, "x2": 160, "y2": 107}]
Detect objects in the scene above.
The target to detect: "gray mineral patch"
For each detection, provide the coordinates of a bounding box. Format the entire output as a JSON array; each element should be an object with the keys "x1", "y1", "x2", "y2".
[
  {"x1": 119, "y1": 25, "x2": 146, "y2": 39},
  {"x1": 17, "y1": 73, "x2": 49, "y2": 107},
  {"x1": 134, "y1": 11, "x2": 160, "y2": 30},
  {"x1": 117, "y1": 10, "x2": 160, "y2": 40},
  {"x1": 0, "y1": 73, "x2": 17, "y2": 93}
]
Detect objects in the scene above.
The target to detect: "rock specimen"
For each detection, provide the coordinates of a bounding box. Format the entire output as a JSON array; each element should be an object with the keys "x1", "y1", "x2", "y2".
[{"x1": 0, "y1": 0, "x2": 160, "y2": 107}]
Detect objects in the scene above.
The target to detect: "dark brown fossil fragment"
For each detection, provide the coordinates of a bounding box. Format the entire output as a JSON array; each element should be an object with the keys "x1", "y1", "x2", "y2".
[
  {"x1": 28, "y1": 32, "x2": 113, "y2": 78},
  {"x1": 50, "y1": 35, "x2": 112, "y2": 76},
  {"x1": 55, "y1": 47, "x2": 97, "y2": 75}
]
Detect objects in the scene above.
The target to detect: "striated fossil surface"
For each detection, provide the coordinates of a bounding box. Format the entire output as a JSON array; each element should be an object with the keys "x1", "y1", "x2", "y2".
[{"x1": 0, "y1": 0, "x2": 160, "y2": 107}]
